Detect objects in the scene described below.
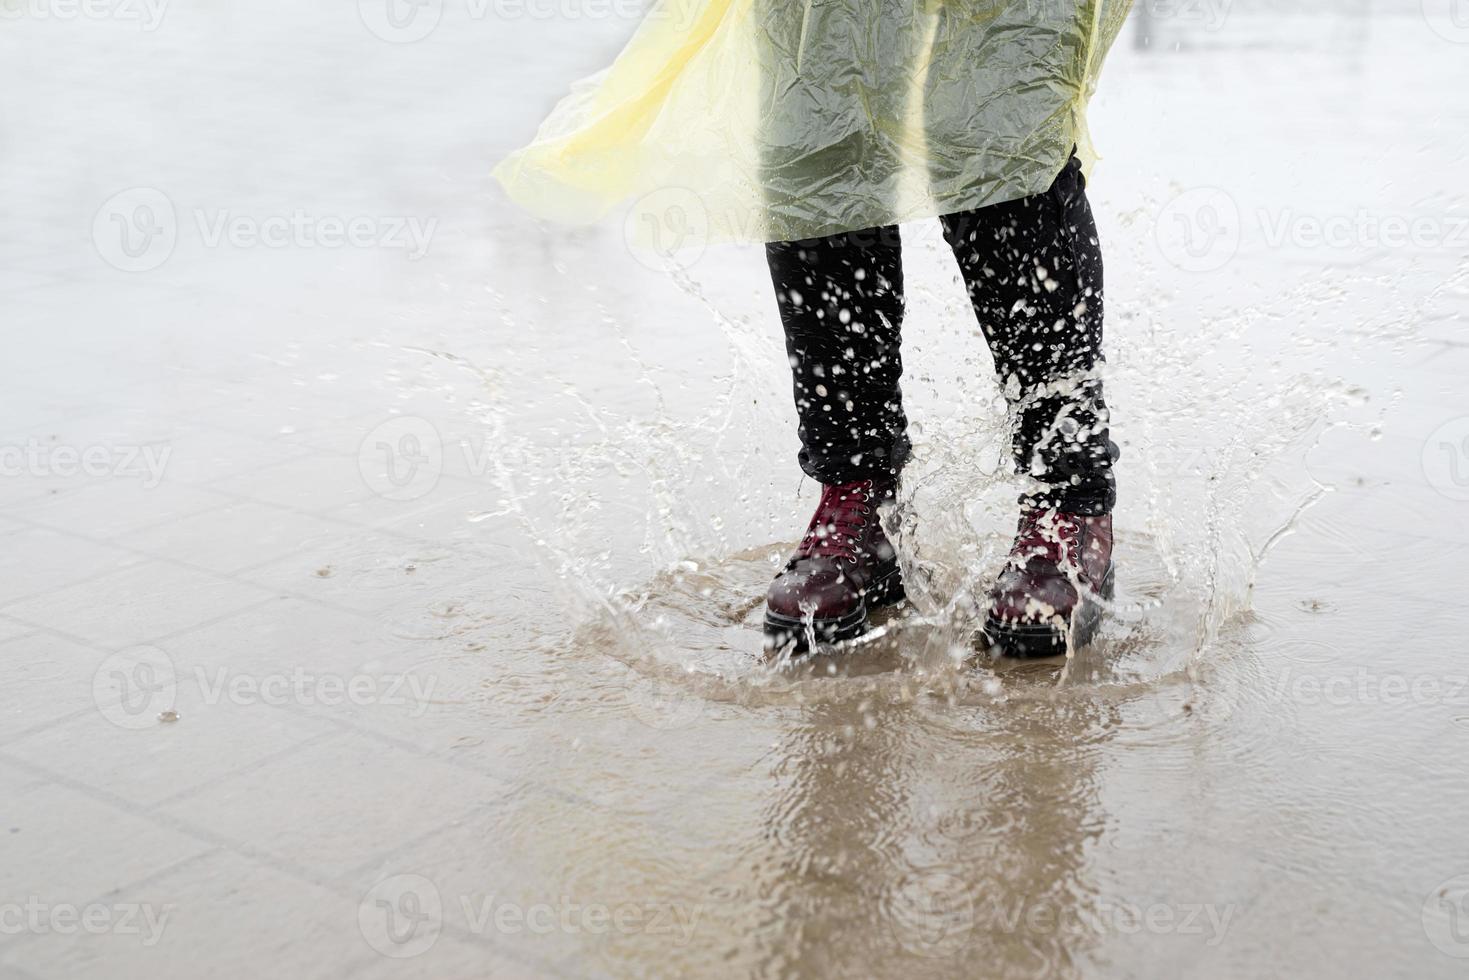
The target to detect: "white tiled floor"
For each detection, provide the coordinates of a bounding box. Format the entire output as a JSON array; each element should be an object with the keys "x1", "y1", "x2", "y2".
[
  {"x1": 2, "y1": 851, "x2": 378, "y2": 980},
  {"x1": 0, "y1": 692, "x2": 336, "y2": 810},
  {"x1": 0, "y1": 633, "x2": 119, "y2": 743},
  {"x1": 114, "y1": 501, "x2": 353, "y2": 575},
  {"x1": 0, "y1": 529, "x2": 142, "y2": 607},
  {"x1": 0, "y1": 772, "x2": 216, "y2": 910},
  {"x1": 2, "y1": 562, "x2": 278, "y2": 649},
  {"x1": 12, "y1": 482, "x2": 233, "y2": 541},
  {"x1": 158, "y1": 736, "x2": 509, "y2": 881}
]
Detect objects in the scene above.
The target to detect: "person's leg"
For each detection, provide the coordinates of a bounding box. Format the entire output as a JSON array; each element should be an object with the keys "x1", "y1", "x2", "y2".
[
  {"x1": 762, "y1": 225, "x2": 909, "y2": 652},
  {"x1": 939, "y1": 153, "x2": 1116, "y2": 515},
  {"x1": 941, "y1": 154, "x2": 1117, "y2": 656},
  {"x1": 764, "y1": 225, "x2": 910, "y2": 484}
]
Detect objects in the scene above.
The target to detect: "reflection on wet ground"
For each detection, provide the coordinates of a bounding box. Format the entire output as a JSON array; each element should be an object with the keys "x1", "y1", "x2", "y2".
[{"x1": 2, "y1": 3, "x2": 1468, "y2": 979}]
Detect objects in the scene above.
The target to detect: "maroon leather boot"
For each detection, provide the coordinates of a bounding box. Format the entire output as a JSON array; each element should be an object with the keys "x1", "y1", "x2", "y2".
[
  {"x1": 764, "y1": 479, "x2": 905, "y2": 652},
  {"x1": 984, "y1": 509, "x2": 1114, "y2": 658}
]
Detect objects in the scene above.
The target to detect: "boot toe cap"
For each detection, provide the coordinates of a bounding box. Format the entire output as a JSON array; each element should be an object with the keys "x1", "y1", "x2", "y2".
[
  {"x1": 766, "y1": 562, "x2": 861, "y2": 621},
  {"x1": 987, "y1": 572, "x2": 1077, "y2": 626}
]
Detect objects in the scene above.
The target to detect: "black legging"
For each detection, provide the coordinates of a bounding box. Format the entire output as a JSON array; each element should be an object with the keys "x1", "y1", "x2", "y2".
[{"x1": 764, "y1": 154, "x2": 1117, "y2": 516}]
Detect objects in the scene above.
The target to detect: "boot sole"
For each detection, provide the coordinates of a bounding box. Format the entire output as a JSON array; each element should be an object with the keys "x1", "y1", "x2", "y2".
[
  {"x1": 984, "y1": 564, "x2": 1115, "y2": 659},
  {"x1": 763, "y1": 566, "x2": 905, "y2": 654}
]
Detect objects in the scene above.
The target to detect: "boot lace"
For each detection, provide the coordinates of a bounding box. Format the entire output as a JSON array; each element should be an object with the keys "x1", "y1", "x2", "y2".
[
  {"x1": 797, "y1": 480, "x2": 875, "y2": 564},
  {"x1": 1010, "y1": 508, "x2": 1081, "y2": 569}
]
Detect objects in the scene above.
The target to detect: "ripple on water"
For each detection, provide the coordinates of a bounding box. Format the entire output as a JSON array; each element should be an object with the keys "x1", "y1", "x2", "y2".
[{"x1": 556, "y1": 525, "x2": 1272, "y2": 756}]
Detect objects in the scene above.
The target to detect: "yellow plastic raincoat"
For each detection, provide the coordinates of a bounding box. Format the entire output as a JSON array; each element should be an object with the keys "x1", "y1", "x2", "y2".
[{"x1": 493, "y1": 0, "x2": 1133, "y2": 244}]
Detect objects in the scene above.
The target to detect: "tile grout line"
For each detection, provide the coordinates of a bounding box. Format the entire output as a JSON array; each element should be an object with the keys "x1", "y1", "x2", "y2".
[{"x1": 0, "y1": 753, "x2": 572, "y2": 979}]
